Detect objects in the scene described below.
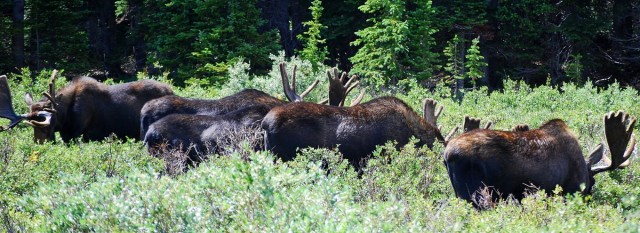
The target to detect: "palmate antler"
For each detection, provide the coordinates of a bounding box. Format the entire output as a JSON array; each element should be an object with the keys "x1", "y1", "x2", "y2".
[
  {"x1": 590, "y1": 111, "x2": 637, "y2": 174},
  {"x1": 279, "y1": 63, "x2": 319, "y2": 102},
  {"x1": 511, "y1": 124, "x2": 530, "y2": 132},
  {"x1": 0, "y1": 75, "x2": 24, "y2": 131},
  {"x1": 442, "y1": 115, "x2": 494, "y2": 143},
  {"x1": 462, "y1": 116, "x2": 493, "y2": 133},
  {"x1": 319, "y1": 67, "x2": 363, "y2": 107},
  {"x1": 422, "y1": 98, "x2": 443, "y2": 127},
  {"x1": 423, "y1": 98, "x2": 459, "y2": 143}
]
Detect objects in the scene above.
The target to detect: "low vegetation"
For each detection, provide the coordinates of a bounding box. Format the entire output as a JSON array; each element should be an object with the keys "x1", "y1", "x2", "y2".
[{"x1": 0, "y1": 60, "x2": 639, "y2": 231}]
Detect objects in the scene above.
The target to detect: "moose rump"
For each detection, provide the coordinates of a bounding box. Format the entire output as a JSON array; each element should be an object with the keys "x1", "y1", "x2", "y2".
[
  {"x1": 443, "y1": 112, "x2": 636, "y2": 207},
  {"x1": 444, "y1": 120, "x2": 589, "y2": 201}
]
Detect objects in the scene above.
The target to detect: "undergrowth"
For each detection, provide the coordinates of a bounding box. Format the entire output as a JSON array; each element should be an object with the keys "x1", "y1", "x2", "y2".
[{"x1": 0, "y1": 60, "x2": 638, "y2": 231}]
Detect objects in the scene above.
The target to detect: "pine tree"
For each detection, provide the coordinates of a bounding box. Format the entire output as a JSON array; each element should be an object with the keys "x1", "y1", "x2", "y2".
[
  {"x1": 350, "y1": 0, "x2": 439, "y2": 86},
  {"x1": 465, "y1": 37, "x2": 487, "y2": 88},
  {"x1": 443, "y1": 34, "x2": 463, "y2": 82},
  {"x1": 144, "y1": 0, "x2": 279, "y2": 84},
  {"x1": 405, "y1": 0, "x2": 439, "y2": 81},
  {"x1": 297, "y1": 0, "x2": 329, "y2": 70},
  {"x1": 350, "y1": 0, "x2": 409, "y2": 87}
]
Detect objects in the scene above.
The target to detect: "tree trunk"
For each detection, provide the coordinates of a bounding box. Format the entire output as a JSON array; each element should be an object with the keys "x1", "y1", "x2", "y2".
[
  {"x1": 257, "y1": 0, "x2": 306, "y2": 57},
  {"x1": 613, "y1": 0, "x2": 633, "y2": 40},
  {"x1": 482, "y1": 0, "x2": 502, "y2": 90},
  {"x1": 12, "y1": 0, "x2": 25, "y2": 71},
  {"x1": 129, "y1": 0, "x2": 147, "y2": 73},
  {"x1": 85, "y1": 0, "x2": 124, "y2": 79}
]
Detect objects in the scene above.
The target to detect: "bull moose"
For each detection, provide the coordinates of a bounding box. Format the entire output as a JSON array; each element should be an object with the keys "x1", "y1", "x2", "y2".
[
  {"x1": 261, "y1": 96, "x2": 448, "y2": 169},
  {"x1": 143, "y1": 63, "x2": 362, "y2": 165},
  {"x1": 443, "y1": 111, "x2": 636, "y2": 207},
  {"x1": 0, "y1": 71, "x2": 173, "y2": 143},
  {"x1": 139, "y1": 62, "x2": 329, "y2": 138}
]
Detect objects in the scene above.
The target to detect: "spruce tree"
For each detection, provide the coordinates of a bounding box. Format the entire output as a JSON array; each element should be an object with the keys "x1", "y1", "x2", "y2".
[{"x1": 297, "y1": 0, "x2": 329, "y2": 70}]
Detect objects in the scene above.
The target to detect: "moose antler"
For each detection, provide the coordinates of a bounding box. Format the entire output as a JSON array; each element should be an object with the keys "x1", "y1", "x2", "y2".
[
  {"x1": 424, "y1": 98, "x2": 458, "y2": 144},
  {"x1": 42, "y1": 70, "x2": 58, "y2": 112},
  {"x1": 349, "y1": 90, "x2": 365, "y2": 107},
  {"x1": 279, "y1": 63, "x2": 319, "y2": 102},
  {"x1": 591, "y1": 111, "x2": 636, "y2": 174},
  {"x1": 463, "y1": 116, "x2": 492, "y2": 132},
  {"x1": 512, "y1": 124, "x2": 530, "y2": 132},
  {"x1": 319, "y1": 67, "x2": 361, "y2": 107},
  {"x1": 423, "y1": 98, "x2": 443, "y2": 127},
  {"x1": 0, "y1": 75, "x2": 24, "y2": 131}
]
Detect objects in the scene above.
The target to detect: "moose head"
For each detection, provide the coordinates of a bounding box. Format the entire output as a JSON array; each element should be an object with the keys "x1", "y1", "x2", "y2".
[
  {"x1": 0, "y1": 71, "x2": 60, "y2": 143},
  {"x1": 1, "y1": 71, "x2": 174, "y2": 143}
]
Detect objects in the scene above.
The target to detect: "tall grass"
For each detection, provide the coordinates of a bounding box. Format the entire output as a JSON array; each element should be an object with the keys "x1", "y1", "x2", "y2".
[{"x1": 0, "y1": 61, "x2": 638, "y2": 231}]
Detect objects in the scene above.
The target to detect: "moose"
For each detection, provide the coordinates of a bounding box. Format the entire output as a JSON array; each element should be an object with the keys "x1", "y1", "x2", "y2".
[
  {"x1": 0, "y1": 71, "x2": 173, "y2": 143},
  {"x1": 139, "y1": 63, "x2": 337, "y2": 138},
  {"x1": 143, "y1": 63, "x2": 362, "y2": 165},
  {"x1": 261, "y1": 96, "x2": 449, "y2": 169},
  {"x1": 443, "y1": 111, "x2": 636, "y2": 207}
]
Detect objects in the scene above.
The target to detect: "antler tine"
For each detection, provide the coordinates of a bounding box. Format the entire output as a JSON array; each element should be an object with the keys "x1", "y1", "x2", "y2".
[
  {"x1": 41, "y1": 70, "x2": 58, "y2": 108},
  {"x1": 349, "y1": 90, "x2": 365, "y2": 107},
  {"x1": 445, "y1": 126, "x2": 460, "y2": 143},
  {"x1": 344, "y1": 78, "x2": 360, "y2": 96},
  {"x1": 483, "y1": 121, "x2": 493, "y2": 130},
  {"x1": 333, "y1": 67, "x2": 340, "y2": 83},
  {"x1": 339, "y1": 70, "x2": 348, "y2": 83},
  {"x1": 318, "y1": 98, "x2": 329, "y2": 105},
  {"x1": 592, "y1": 111, "x2": 636, "y2": 174},
  {"x1": 49, "y1": 69, "x2": 58, "y2": 100},
  {"x1": 298, "y1": 79, "x2": 319, "y2": 100},
  {"x1": 422, "y1": 98, "x2": 440, "y2": 126},
  {"x1": 344, "y1": 74, "x2": 358, "y2": 89},
  {"x1": 619, "y1": 134, "x2": 635, "y2": 168},
  {"x1": 587, "y1": 144, "x2": 605, "y2": 168},
  {"x1": 291, "y1": 64, "x2": 298, "y2": 94},
  {"x1": 512, "y1": 124, "x2": 530, "y2": 132},
  {"x1": 279, "y1": 62, "x2": 300, "y2": 102},
  {"x1": 463, "y1": 116, "x2": 482, "y2": 132}
]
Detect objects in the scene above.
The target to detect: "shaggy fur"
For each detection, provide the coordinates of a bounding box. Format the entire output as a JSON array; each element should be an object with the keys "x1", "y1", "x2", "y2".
[
  {"x1": 444, "y1": 120, "x2": 590, "y2": 203},
  {"x1": 261, "y1": 96, "x2": 444, "y2": 169},
  {"x1": 27, "y1": 77, "x2": 173, "y2": 143}
]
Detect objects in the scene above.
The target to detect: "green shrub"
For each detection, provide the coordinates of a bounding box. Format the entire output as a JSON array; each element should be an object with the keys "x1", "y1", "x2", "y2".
[{"x1": 1, "y1": 64, "x2": 639, "y2": 232}]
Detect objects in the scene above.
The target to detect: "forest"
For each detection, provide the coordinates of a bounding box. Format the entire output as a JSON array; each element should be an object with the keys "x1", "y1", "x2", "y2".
[{"x1": 1, "y1": 0, "x2": 639, "y2": 90}]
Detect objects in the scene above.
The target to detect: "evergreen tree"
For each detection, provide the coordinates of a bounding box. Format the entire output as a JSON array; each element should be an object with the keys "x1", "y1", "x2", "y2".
[
  {"x1": 144, "y1": 0, "x2": 280, "y2": 84},
  {"x1": 25, "y1": 0, "x2": 90, "y2": 73},
  {"x1": 405, "y1": 0, "x2": 439, "y2": 81},
  {"x1": 0, "y1": 1, "x2": 13, "y2": 74},
  {"x1": 350, "y1": 0, "x2": 438, "y2": 86},
  {"x1": 465, "y1": 37, "x2": 486, "y2": 88},
  {"x1": 443, "y1": 34, "x2": 463, "y2": 81},
  {"x1": 297, "y1": 0, "x2": 329, "y2": 69}
]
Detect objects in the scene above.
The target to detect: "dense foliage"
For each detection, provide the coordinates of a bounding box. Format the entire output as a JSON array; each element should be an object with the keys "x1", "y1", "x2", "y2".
[
  {"x1": 0, "y1": 63, "x2": 638, "y2": 231},
  {"x1": 1, "y1": 0, "x2": 639, "y2": 89}
]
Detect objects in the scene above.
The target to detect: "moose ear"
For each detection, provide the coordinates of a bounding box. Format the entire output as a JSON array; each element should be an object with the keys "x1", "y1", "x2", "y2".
[{"x1": 24, "y1": 93, "x2": 33, "y2": 106}]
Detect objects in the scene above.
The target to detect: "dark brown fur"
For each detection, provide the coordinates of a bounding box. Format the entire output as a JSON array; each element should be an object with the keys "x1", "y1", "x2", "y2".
[
  {"x1": 443, "y1": 119, "x2": 592, "y2": 203},
  {"x1": 261, "y1": 96, "x2": 445, "y2": 169},
  {"x1": 28, "y1": 77, "x2": 173, "y2": 143},
  {"x1": 144, "y1": 104, "x2": 270, "y2": 165},
  {"x1": 140, "y1": 89, "x2": 285, "y2": 138}
]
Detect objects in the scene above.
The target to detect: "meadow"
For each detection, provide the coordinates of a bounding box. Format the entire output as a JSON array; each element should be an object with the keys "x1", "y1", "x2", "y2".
[{"x1": 1, "y1": 58, "x2": 639, "y2": 232}]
